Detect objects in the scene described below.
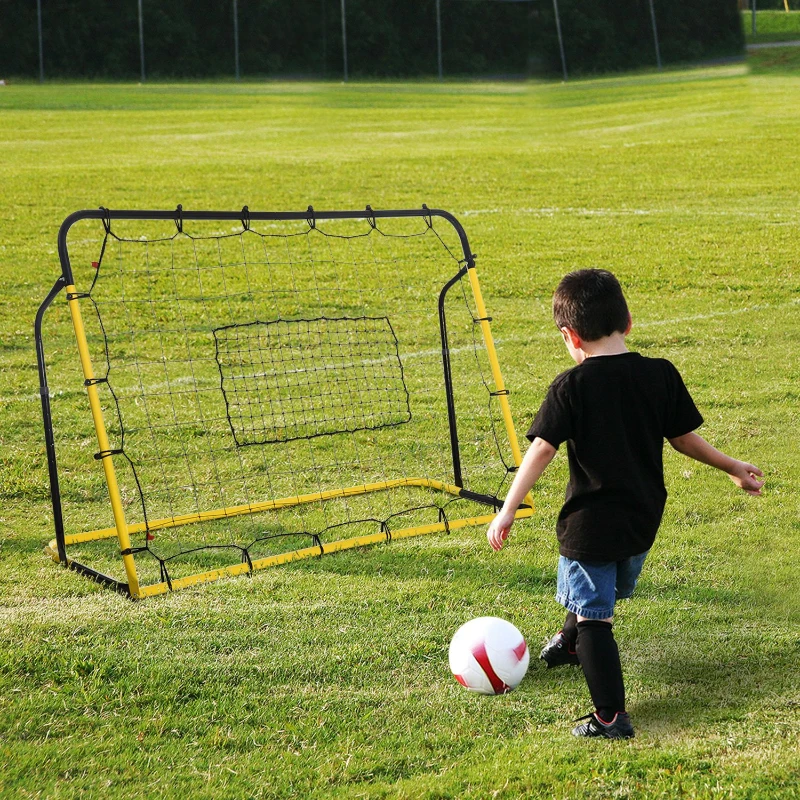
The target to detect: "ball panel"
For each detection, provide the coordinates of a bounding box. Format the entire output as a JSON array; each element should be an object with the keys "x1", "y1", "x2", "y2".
[
  {"x1": 512, "y1": 640, "x2": 528, "y2": 662},
  {"x1": 471, "y1": 641, "x2": 511, "y2": 694}
]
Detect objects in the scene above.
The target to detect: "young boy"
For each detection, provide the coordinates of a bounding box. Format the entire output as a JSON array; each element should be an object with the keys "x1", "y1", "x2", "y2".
[{"x1": 486, "y1": 269, "x2": 764, "y2": 739}]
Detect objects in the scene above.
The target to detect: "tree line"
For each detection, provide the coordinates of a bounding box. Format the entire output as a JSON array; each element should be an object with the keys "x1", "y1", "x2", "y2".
[{"x1": 0, "y1": 0, "x2": 744, "y2": 80}]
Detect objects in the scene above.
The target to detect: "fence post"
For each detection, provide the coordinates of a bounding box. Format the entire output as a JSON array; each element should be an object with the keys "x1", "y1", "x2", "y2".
[
  {"x1": 436, "y1": 0, "x2": 443, "y2": 80},
  {"x1": 37, "y1": 0, "x2": 44, "y2": 82},
  {"x1": 138, "y1": 0, "x2": 146, "y2": 82},
  {"x1": 648, "y1": 0, "x2": 662, "y2": 69},
  {"x1": 322, "y1": 0, "x2": 327, "y2": 77},
  {"x1": 233, "y1": 0, "x2": 240, "y2": 80},
  {"x1": 341, "y1": 0, "x2": 348, "y2": 81},
  {"x1": 553, "y1": 0, "x2": 568, "y2": 81}
]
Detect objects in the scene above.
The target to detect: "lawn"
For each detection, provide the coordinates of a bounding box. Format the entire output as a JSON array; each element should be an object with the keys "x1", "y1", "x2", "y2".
[
  {"x1": 1, "y1": 60, "x2": 799, "y2": 798},
  {"x1": 743, "y1": 9, "x2": 800, "y2": 43}
]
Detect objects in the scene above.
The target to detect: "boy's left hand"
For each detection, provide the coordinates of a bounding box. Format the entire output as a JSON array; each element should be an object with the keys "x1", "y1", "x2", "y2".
[
  {"x1": 487, "y1": 509, "x2": 516, "y2": 551},
  {"x1": 728, "y1": 461, "x2": 765, "y2": 496}
]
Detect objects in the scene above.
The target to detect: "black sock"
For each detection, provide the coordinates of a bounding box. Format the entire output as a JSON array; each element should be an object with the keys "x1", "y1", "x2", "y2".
[
  {"x1": 562, "y1": 611, "x2": 578, "y2": 651},
  {"x1": 575, "y1": 620, "x2": 625, "y2": 721}
]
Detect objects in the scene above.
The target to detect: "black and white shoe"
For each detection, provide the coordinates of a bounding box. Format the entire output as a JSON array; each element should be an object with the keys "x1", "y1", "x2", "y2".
[
  {"x1": 572, "y1": 712, "x2": 635, "y2": 739},
  {"x1": 539, "y1": 631, "x2": 580, "y2": 668}
]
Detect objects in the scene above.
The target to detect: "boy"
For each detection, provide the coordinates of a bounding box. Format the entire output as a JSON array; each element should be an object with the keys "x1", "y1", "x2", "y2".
[{"x1": 486, "y1": 269, "x2": 763, "y2": 739}]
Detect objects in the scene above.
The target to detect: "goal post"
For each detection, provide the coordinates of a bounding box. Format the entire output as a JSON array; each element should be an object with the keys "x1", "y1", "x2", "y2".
[{"x1": 36, "y1": 206, "x2": 534, "y2": 599}]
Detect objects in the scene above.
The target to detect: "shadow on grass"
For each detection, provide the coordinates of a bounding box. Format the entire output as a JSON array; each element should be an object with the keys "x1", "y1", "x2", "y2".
[
  {"x1": 289, "y1": 541, "x2": 556, "y2": 595},
  {"x1": 298, "y1": 546, "x2": 800, "y2": 737},
  {"x1": 630, "y1": 636, "x2": 800, "y2": 734}
]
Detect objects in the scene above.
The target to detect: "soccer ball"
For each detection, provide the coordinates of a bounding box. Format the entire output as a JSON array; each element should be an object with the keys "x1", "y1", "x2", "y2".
[{"x1": 448, "y1": 616, "x2": 529, "y2": 695}]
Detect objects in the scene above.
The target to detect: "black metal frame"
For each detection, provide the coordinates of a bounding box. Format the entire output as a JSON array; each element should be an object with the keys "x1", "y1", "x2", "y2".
[
  {"x1": 35, "y1": 274, "x2": 67, "y2": 563},
  {"x1": 36, "y1": 205, "x2": 503, "y2": 579}
]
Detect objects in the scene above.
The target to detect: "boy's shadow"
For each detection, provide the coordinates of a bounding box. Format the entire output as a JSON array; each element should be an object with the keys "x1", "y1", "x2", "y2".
[
  {"x1": 292, "y1": 541, "x2": 556, "y2": 603},
  {"x1": 628, "y1": 638, "x2": 800, "y2": 734},
  {"x1": 622, "y1": 583, "x2": 800, "y2": 733}
]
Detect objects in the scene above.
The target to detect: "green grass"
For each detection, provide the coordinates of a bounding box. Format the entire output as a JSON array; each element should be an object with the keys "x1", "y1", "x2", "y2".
[
  {"x1": 743, "y1": 9, "x2": 800, "y2": 43},
  {"x1": 2, "y1": 59, "x2": 800, "y2": 798},
  {"x1": 748, "y1": 43, "x2": 800, "y2": 72}
]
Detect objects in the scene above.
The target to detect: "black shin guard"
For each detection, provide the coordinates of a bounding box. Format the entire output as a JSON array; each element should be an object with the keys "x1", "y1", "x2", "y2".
[{"x1": 575, "y1": 620, "x2": 625, "y2": 719}]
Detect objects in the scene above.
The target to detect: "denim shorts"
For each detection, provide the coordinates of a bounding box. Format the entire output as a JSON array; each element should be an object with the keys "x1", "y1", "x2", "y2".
[{"x1": 555, "y1": 551, "x2": 649, "y2": 620}]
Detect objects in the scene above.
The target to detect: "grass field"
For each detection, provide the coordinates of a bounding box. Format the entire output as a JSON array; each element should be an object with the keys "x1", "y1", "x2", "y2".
[
  {"x1": 743, "y1": 9, "x2": 800, "y2": 44},
  {"x1": 1, "y1": 57, "x2": 799, "y2": 798}
]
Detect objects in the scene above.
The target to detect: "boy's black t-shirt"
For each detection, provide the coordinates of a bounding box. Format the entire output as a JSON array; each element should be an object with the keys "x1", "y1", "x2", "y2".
[{"x1": 526, "y1": 352, "x2": 703, "y2": 562}]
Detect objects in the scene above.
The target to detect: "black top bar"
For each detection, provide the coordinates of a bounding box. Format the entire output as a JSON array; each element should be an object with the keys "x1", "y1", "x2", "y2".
[{"x1": 57, "y1": 207, "x2": 474, "y2": 286}]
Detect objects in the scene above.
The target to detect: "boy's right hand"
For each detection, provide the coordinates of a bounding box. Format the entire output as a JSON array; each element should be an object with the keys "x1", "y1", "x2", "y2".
[
  {"x1": 487, "y1": 509, "x2": 516, "y2": 551},
  {"x1": 728, "y1": 461, "x2": 765, "y2": 496}
]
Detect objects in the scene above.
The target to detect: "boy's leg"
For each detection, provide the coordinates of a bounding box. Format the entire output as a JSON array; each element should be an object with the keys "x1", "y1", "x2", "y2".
[
  {"x1": 575, "y1": 618, "x2": 625, "y2": 722},
  {"x1": 563, "y1": 610, "x2": 578, "y2": 644},
  {"x1": 615, "y1": 550, "x2": 649, "y2": 602},
  {"x1": 541, "y1": 567, "x2": 581, "y2": 667},
  {"x1": 574, "y1": 617, "x2": 634, "y2": 738},
  {"x1": 572, "y1": 551, "x2": 648, "y2": 714},
  {"x1": 554, "y1": 556, "x2": 634, "y2": 737}
]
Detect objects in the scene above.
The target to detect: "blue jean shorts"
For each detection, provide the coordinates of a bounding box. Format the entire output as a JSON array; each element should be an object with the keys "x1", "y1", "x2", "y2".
[{"x1": 555, "y1": 551, "x2": 649, "y2": 620}]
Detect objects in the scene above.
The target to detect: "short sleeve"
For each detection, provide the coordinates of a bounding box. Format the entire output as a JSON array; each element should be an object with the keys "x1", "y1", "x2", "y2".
[
  {"x1": 662, "y1": 362, "x2": 704, "y2": 439},
  {"x1": 526, "y1": 374, "x2": 573, "y2": 448}
]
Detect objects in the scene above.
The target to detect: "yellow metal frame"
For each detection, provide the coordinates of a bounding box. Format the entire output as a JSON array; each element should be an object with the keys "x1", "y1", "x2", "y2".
[
  {"x1": 66, "y1": 286, "x2": 141, "y2": 597},
  {"x1": 56, "y1": 263, "x2": 533, "y2": 599},
  {"x1": 467, "y1": 265, "x2": 534, "y2": 510}
]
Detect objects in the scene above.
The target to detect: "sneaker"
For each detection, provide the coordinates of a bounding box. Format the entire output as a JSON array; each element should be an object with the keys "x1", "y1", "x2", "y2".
[
  {"x1": 572, "y1": 712, "x2": 635, "y2": 739},
  {"x1": 539, "y1": 631, "x2": 580, "y2": 668}
]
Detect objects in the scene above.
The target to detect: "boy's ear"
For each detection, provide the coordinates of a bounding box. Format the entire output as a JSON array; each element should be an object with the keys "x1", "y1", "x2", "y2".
[
  {"x1": 624, "y1": 313, "x2": 633, "y2": 335},
  {"x1": 560, "y1": 326, "x2": 582, "y2": 349}
]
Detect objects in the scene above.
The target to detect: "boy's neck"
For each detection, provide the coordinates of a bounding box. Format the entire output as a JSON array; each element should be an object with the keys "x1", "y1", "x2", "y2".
[
  {"x1": 583, "y1": 332, "x2": 629, "y2": 360},
  {"x1": 568, "y1": 331, "x2": 629, "y2": 365},
  {"x1": 561, "y1": 319, "x2": 632, "y2": 365}
]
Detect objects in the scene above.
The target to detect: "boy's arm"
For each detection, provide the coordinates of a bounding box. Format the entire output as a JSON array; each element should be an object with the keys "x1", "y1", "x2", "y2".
[
  {"x1": 667, "y1": 432, "x2": 764, "y2": 496},
  {"x1": 487, "y1": 437, "x2": 557, "y2": 551}
]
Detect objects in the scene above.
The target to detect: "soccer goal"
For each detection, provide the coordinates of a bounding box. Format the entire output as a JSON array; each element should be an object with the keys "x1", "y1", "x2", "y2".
[{"x1": 36, "y1": 206, "x2": 533, "y2": 598}]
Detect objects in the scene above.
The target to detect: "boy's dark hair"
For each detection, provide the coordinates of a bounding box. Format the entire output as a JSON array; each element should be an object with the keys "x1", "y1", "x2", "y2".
[{"x1": 553, "y1": 269, "x2": 630, "y2": 342}]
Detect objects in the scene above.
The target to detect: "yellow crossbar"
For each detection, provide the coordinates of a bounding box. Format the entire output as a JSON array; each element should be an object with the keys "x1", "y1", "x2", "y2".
[
  {"x1": 60, "y1": 477, "x2": 468, "y2": 545},
  {"x1": 133, "y1": 507, "x2": 535, "y2": 598}
]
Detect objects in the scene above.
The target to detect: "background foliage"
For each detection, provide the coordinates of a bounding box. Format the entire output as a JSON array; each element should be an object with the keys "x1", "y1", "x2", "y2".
[{"x1": 0, "y1": 0, "x2": 744, "y2": 79}]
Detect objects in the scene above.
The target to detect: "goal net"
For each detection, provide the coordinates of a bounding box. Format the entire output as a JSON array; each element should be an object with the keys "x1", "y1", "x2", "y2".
[{"x1": 36, "y1": 207, "x2": 533, "y2": 598}]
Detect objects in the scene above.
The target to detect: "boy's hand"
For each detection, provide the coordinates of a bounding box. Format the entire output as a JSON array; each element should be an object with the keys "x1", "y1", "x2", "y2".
[
  {"x1": 487, "y1": 509, "x2": 516, "y2": 551},
  {"x1": 727, "y1": 461, "x2": 765, "y2": 496}
]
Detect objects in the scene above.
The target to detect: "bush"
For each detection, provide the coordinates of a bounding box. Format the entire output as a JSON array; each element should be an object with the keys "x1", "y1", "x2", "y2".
[
  {"x1": 533, "y1": 0, "x2": 744, "y2": 75},
  {"x1": 0, "y1": 0, "x2": 743, "y2": 80}
]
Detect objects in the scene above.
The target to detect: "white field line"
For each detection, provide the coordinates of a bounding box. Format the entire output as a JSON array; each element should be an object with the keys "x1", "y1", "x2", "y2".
[
  {"x1": 12, "y1": 298, "x2": 799, "y2": 404},
  {"x1": 19, "y1": 343, "x2": 482, "y2": 401},
  {"x1": 634, "y1": 298, "x2": 800, "y2": 328},
  {"x1": 224, "y1": 343, "x2": 474, "y2": 382},
  {"x1": 460, "y1": 207, "x2": 800, "y2": 219},
  {"x1": 65, "y1": 204, "x2": 800, "y2": 244}
]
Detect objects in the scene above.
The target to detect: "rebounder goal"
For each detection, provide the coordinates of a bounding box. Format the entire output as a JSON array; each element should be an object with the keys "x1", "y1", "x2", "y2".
[{"x1": 36, "y1": 206, "x2": 533, "y2": 598}]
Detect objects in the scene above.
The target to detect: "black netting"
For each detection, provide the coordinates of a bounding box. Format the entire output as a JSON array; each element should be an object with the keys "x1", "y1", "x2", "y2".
[{"x1": 214, "y1": 316, "x2": 410, "y2": 446}]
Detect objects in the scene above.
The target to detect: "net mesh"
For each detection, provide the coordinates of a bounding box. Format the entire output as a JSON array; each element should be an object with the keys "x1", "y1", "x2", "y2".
[
  {"x1": 48, "y1": 212, "x2": 520, "y2": 589},
  {"x1": 213, "y1": 315, "x2": 411, "y2": 446}
]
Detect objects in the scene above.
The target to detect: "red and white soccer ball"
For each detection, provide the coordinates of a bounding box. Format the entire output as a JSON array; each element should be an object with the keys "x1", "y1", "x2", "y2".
[{"x1": 448, "y1": 617, "x2": 529, "y2": 695}]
